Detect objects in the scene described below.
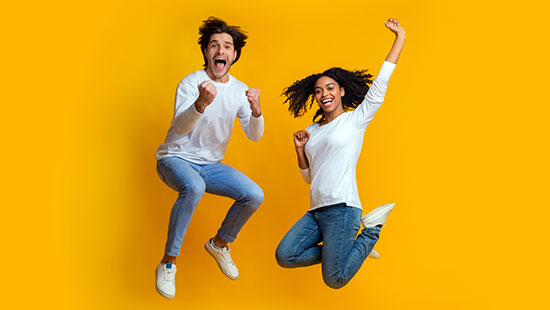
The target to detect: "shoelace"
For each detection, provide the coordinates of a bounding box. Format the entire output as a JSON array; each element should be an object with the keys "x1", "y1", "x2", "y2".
[
  {"x1": 164, "y1": 268, "x2": 176, "y2": 282},
  {"x1": 219, "y1": 247, "x2": 235, "y2": 265}
]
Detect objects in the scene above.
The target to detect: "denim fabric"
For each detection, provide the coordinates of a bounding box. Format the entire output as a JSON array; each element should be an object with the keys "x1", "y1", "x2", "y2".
[
  {"x1": 275, "y1": 203, "x2": 380, "y2": 289},
  {"x1": 157, "y1": 156, "x2": 263, "y2": 256}
]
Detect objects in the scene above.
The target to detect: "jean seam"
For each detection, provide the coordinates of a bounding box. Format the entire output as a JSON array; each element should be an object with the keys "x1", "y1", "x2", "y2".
[{"x1": 291, "y1": 224, "x2": 320, "y2": 263}]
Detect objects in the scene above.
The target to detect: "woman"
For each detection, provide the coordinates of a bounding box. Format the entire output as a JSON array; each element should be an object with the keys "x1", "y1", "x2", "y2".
[{"x1": 275, "y1": 18, "x2": 405, "y2": 289}]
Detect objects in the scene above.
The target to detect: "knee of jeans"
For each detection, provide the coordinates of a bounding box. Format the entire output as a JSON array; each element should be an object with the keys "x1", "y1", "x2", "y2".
[
  {"x1": 275, "y1": 244, "x2": 292, "y2": 268},
  {"x1": 180, "y1": 179, "x2": 206, "y2": 198},
  {"x1": 323, "y1": 274, "x2": 347, "y2": 290},
  {"x1": 243, "y1": 186, "x2": 263, "y2": 209}
]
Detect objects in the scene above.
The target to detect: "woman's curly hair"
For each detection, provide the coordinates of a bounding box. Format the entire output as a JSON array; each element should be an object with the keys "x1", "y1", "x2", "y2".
[{"x1": 282, "y1": 67, "x2": 373, "y2": 122}]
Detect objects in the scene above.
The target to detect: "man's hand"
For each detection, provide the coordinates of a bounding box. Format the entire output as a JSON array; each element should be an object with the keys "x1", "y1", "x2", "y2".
[
  {"x1": 246, "y1": 88, "x2": 262, "y2": 117},
  {"x1": 195, "y1": 81, "x2": 217, "y2": 113},
  {"x1": 293, "y1": 130, "x2": 310, "y2": 149}
]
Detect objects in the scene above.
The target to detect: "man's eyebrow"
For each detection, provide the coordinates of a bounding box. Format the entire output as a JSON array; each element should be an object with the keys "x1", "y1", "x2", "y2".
[{"x1": 209, "y1": 40, "x2": 233, "y2": 45}]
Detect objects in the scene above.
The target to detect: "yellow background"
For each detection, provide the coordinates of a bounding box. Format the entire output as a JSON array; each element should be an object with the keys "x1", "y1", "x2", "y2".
[{"x1": 2, "y1": 0, "x2": 549, "y2": 309}]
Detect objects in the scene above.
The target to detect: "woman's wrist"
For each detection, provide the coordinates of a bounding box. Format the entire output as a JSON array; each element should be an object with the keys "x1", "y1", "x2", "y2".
[{"x1": 395, "y1": 33, "x2": 406, "y2": 41}]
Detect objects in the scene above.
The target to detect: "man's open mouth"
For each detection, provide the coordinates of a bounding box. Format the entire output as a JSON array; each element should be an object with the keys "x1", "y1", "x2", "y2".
[{"x1": 214, "y1": 58, "x2": 227, "y2": 71}]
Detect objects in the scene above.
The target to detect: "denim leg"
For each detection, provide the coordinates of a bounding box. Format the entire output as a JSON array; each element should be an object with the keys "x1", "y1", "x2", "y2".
[
  {"x1": 315, "y1": 205, "x2": 381, "y2": 289},
  {"x1": 200, "y1": 162, "x2": 263, "y2": 243},
  {"x1": 157, "y1": 157, "x2": 206, "y2": 256},
  {"x1": 275, "y1": 212, "x2": 322, "y2": 268}
]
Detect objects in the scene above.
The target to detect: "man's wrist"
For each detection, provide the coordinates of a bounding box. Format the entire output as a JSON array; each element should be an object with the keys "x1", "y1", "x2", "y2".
[
  {"x1": 194, "y1": 101, "x2": 206, "y2": 113},
  {"x1": 252, "y1": 109, "x2": 262, "y2": 118}
]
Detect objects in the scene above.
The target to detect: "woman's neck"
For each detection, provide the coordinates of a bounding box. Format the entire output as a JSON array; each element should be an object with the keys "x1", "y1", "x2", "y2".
[{"x1": 321, "y1": 109, "x2": 345, "y2": 125}]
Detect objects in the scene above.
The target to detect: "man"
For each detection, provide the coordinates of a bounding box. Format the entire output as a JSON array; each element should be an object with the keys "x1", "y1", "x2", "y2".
[{"x1": 154, "y1": 17, "x2": 264, "y2": 299}]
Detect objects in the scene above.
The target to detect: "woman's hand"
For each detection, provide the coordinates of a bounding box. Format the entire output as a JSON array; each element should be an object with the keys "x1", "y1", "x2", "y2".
[
  {"x1": 293, "y1": 130, "x2": 310, "y2": 169},
  {"x1": 384, "y1": 18, "x2": 406, "y2": 64},
  {"x1": 384, "y1": 18, "x2": 406, "y2": 38},
  {"x1": 293, "y1": 130, "x2": 310, "y2": 149}
]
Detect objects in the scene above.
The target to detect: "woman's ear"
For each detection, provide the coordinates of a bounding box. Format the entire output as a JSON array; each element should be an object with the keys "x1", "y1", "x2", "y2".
[{"x1": 341, "y1": 87, "x2": 345, "y2": 97}]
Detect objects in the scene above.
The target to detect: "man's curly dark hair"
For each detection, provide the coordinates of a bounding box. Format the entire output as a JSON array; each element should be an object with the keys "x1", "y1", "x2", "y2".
[
  {"x1": 198, "y1": 17, "x2": 248, "y2": 67},
  {"x1": 282, "y1": 68, "x2": 374, "y2": 123}
]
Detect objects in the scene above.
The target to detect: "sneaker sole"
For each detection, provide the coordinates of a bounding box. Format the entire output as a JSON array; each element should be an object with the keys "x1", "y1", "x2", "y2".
[
  {"x1": 369, "y1": 249, "x2": 380, "y2": 259},
  {"x1": 361, "y1": 203, "x2": 395, "y2": 227},
  {"x1": 155, "y1": 284, "x2": 175, "y2": 299}
]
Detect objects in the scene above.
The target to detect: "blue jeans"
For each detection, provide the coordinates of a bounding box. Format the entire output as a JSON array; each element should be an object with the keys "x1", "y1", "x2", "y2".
[
  {"x1": 157, "y1": 156, "x2": 263, "y2": 256},
  {"x1": 275, "y1": 203, "x2": 381, "y2": 289}
]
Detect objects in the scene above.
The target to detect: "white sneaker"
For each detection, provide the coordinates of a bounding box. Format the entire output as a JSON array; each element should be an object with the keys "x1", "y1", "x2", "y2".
[
  {"x1": 204, "y1": 239, "x2": 239, "y2": 280},
  {"x1": 361, "y1": 203, "x2": 395, "y2": 228},
  {"x1": 368, "y1": 249, "x2": 380, "y2": 259},
  {"x1": 155, "y1": 263, "x2": 176, "y2": 299}
]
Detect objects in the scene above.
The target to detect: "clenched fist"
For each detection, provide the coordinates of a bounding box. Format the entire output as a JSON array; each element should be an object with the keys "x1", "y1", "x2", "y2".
[
  {"x1": 195, "y1": 81, "x2": 217, "y2": 113},
  {"x1": 245, "y1": 88, "x2": 262, "y2": 117},
  {"x1": 293, "y1": 130, "x2": 310, "y2": 149},
  {"x1": 384, "y1": 18, "x2": 406, "y2": 38}
]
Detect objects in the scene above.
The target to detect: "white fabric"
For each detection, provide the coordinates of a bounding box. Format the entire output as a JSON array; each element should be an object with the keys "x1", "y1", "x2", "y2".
[
  {"x1": 300, "y1": 61, "x2": 396, "y2": 211},
  {"x1": 156, "y1": 70, "x2": 264, "y2": 164}
]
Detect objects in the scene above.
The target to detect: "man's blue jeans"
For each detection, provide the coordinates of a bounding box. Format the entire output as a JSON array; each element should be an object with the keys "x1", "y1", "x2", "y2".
[
  {"x1": 157, "y1": 156, "x2": 263, "y2": 257},
  {"x1": 275, "y1": 203, "x2": 380, "y2": 289}
]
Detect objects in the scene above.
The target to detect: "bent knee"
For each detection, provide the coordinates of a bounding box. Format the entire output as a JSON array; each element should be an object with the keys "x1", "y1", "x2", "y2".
[
  {"x1": 323, "y1": 275, "x2": 349, "y2": 290},
  {"x1": 275, "y1": 244, "x2": 294, "y2": 268},
  {"x1": 243, "y1": 186, "x2": 264, "y2": 209},
  {"x1": 180, "y1": 180, "x2": 206, "y2": 198}
]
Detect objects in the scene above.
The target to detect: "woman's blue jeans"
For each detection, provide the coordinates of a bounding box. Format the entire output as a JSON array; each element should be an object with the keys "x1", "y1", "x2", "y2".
[
  {"x1": 275, "y1": 203, "x2": 380, "y2": 289},
  {"x1": 157, "y1": 156, "x2": 263, "y2": 257}
]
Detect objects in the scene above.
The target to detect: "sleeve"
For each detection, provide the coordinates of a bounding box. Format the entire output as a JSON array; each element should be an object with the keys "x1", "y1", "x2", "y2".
[
  {"x1": 348, "y1": 61, "x2": 396, "y2": 130},
  {"x1": 173, "y1": 78, "x2": 202, "y2": 135},
  {"x1": 237, "y1": 89, "x2": 264, "y2": 141},
  {"x1": 299, "y1": 167, "x2": 312, "y2": 184}
]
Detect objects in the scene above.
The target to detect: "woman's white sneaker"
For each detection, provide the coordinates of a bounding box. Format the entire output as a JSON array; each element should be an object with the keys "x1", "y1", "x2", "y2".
[
  {"x1": 204, "y1": 239, "x2": 239, "y2": 280},
  {"x1": 155, "y1": 263, "x2": 176, "y2": 299},
  {"x1": 361, "y1": 203, "x2": 395, "y2": 228},
  {"x1": 368, "y1": 249, "x2": 380, "y2": 259}
]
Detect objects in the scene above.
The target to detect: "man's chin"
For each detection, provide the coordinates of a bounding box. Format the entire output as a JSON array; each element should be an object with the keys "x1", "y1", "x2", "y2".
[{"x1": 206, "y1": 67, "x2": 230, "y2": 82}]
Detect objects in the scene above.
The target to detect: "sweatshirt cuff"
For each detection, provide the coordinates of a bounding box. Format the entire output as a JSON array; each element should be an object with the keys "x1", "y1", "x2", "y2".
[
  {"x1": 251, "y1": 112, "x2": 263, "y2": 120},
  {"x1": 299, "y1": 167, "x2": 311, "y2": 184},
  {"x1": 378, "y1": 61, "x2": 396, "y2": 81},
  {"x1": 191, "y1": 102, "x2": 203, "y2": 115}
]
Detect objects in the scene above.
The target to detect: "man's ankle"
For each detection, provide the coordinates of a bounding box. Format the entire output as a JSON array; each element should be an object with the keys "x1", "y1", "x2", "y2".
[
  {"x1": 161, "y1": 254, "x2": 177, "y2": 264},
  {"x1": 213, "y1": 235, "x2": 228, "y2": 248}
]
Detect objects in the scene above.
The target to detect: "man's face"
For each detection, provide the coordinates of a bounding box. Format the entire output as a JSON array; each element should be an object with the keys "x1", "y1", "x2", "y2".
[{"x1": 204, "y1": 32, "x2": 237, "y2": 83}]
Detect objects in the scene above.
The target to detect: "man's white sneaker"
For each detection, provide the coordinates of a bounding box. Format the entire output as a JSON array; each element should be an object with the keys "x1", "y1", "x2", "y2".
[
  {"x1": 155, "y1": 263, "x2": 176, "y2": 299},
  {"x1": 204, "y1": 239, "x2": 239, "y2": 280},
  {"x1": 361, "y1": 203, "x2": 395, "y2": 228},
  {"x1": 368, "y1": 249, "x2": 380, "y2": 259}
]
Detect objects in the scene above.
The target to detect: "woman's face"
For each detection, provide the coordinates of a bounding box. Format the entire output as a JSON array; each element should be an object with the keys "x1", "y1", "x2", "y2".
[{"x1": 314, "y1": 76, "x2": 345, "y2": 115}]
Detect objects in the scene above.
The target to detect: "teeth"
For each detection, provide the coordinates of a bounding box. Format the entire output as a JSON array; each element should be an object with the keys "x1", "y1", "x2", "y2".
[{"x1": 322, "y1": 99, "x2": 333, "y2": 104}]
